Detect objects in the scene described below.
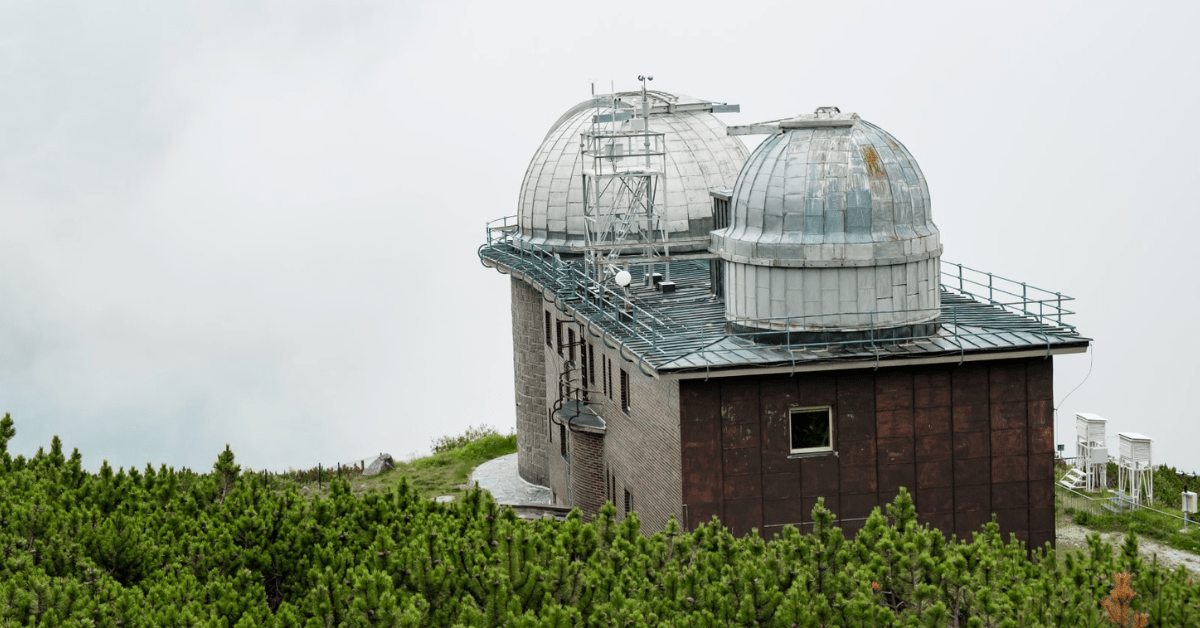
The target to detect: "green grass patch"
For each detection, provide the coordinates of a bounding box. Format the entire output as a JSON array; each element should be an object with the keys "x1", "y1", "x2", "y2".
[
  {"x1": 293, "y1": 427, "x2": 517, "y2": 502},
  {"x1": 1062, "y1": 503, "x2": 1200, "y2": 554}
]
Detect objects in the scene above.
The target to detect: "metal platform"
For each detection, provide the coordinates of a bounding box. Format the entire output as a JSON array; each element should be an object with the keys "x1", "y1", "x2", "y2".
[{"x1": 480, "y1": 217, "x2": 1090, "y2": 378}]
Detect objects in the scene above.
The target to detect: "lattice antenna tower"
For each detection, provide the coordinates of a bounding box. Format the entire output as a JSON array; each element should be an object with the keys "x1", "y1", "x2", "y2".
[{"x1": 581, "y1": 76, "x2": 669, "y2": 281}]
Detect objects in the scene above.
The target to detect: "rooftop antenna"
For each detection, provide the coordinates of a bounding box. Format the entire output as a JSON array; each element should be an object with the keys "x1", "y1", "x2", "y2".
[
  {"x1": 580, "y1": 76, "x2": 668, "y2": 289},
  {"x1": 638, "y1": 74, "x2": 653, "y2": 169}
]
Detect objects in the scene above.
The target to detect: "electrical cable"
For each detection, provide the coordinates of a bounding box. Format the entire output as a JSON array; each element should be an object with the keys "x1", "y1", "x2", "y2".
[
  {"x1": 1054, "y1": 343, "x2": 1094, "y2": 454},
  {"x1": 1056, "y1": 342, "x2": 1094, "y2": 413}
]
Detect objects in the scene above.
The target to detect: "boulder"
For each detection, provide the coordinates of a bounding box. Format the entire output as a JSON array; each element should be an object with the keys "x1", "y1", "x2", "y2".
[{"x1": 363, "y1": 453, "x2": 394, "y2": 476}]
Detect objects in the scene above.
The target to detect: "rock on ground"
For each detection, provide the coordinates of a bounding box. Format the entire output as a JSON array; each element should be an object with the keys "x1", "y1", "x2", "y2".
[{"x1": 363, "y1": 453, "x2": 395, "y2": 476}]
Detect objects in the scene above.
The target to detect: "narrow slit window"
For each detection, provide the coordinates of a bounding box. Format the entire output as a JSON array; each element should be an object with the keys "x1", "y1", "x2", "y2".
[
  {"x1": 545, "y1": 311, "x2": 552, "y2": 347},
  {"x1": 620, "y1": 369, "x2": 630, "y2": 415},
  {"x1": 580, "y1": 342, "x2": 588, "y2": 389},
  {"x1": 560, "y1": 424, "x2": 567, "y2": 457},
  {"x1": 567, "y1": 328, "x2": 575, "y2": 363},
  {"x1": 607, "y1": 360, "x2": 614, "y2": 400},
  {"x1": 623, "y1": 488, "x2": 632, "y2": 514},
  {"x1": 602, "y1": 356, "x2": 609, "y2": 397},
  {"x1": 587, "y1": 343, "x2": 596, "y2": 389},
  {"x1": 556, "y1": 320, "x2": 563, "y2": 356},
  {"x1": 790, "y1": 406, "x2": 834, "y2": 454}
]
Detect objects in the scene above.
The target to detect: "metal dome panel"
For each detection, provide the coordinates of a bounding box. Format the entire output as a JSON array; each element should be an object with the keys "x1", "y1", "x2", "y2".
[
  {"x1": 713, "y1": 109, "x2": 941, "y2": 333},
  {"x1": 712, "y1": 110, "x2": 940, "y2": 267},
  {"x1": 516, "y1": 92, "x2": 748, "y2": 253}
]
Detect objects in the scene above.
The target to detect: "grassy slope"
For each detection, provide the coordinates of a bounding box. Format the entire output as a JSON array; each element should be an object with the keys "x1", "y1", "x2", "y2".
[{"x1": 294, "y1": 432, "x2": 517, "y2": 500}]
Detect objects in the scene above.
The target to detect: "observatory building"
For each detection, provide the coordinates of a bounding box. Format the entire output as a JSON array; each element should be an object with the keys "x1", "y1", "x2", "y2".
[{"x1": 479, "y1": 88, "x2": 1090, "y2": 549}]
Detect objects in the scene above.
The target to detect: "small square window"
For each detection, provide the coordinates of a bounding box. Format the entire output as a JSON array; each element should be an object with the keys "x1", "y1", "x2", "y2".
[{"x1": 790, "y1": 406, "x2": 833, "y2": 454}]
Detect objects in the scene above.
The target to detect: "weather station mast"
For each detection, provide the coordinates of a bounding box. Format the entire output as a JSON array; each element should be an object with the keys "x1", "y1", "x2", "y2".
[{"x1": 580, "y1": 75, "x2": 669, "y2": 290}]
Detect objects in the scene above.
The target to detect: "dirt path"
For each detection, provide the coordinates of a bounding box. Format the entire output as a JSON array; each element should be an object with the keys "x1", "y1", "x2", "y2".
[{"x1": 1056, "y1": 518, "x2": 1200, "y2": 573}]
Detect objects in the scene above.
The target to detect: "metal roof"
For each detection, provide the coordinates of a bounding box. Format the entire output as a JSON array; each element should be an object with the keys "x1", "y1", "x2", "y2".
[
  {"x1": 516, "y1": 92, "x2": 748, "y2": 253},
  {"x1": 712, "y1": 110, "x2": 939, "y2": 267},
  {"x1": 479, "y1": 234, "x2": 1090, "y2": 378}
]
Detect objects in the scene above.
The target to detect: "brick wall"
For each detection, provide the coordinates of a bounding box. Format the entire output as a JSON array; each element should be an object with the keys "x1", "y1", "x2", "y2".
[
  {"x1": 570, "y1": 430, "x2": 606, "y2": 518},
  {"x1": 680, "y1": 358, "x2": 1056, "y2": 550},
  {"x1": 511, "y1": 279, "x2": 549, "y2": 486},
  {"x1": 599, "y1": 349, "x2": 682, "y2": 533},
  {"x1": 537, "y1": 303, "x2": 684, "y2": 533}
]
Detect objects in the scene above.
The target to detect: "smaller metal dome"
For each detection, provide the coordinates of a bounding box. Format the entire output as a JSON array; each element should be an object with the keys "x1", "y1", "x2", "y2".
[
  {"x1": 712, "y1": 108, "x2": 941, "y2": 335},
  {"x1": 712, "y1": 108, "x2": 939, "y2": 266}
]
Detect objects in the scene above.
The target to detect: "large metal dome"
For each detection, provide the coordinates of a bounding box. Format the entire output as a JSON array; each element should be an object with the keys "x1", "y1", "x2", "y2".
[
  {"x1": 711, "y1": 108, "x2": 942, "y2": 334},
  {"x1": 516, "y1": 92, "x2": 748, "y2": 253}
]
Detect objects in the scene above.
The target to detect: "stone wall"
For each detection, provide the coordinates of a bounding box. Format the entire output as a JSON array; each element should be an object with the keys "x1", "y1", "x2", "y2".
[{"x1": 511, "y1": 278, "x2": 549, "y2": 486}]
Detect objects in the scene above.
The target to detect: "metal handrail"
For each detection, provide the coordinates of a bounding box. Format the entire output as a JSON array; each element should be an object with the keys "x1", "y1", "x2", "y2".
[
  {"x1": 480, "y1": 224, "x2": 1083, "y2": 372},
  {"x1": 942, "y1": 262, "x2": 1076, "y2": 333}
]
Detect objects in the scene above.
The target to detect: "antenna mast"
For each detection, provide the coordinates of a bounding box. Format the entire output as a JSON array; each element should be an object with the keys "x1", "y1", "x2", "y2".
[{"x1": 581, "y1": 75, "x2": 669, "y2": 284}]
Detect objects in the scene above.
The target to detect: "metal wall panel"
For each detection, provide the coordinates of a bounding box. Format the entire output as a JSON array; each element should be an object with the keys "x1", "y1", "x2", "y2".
[
  {"x1": 993, "y1": 482, "x2": 1031, "y2": 510},
  {"x1": 917, "y1": 460, "x2": 954, "y2": 489},
  {"x1": 916, "y1": 433, "x2": 953, "y2": 462},
  {"x1": 677, "y1": 358, "x2": 1052, "y2": 549},
  {"x1": 992, "y1": 455, "x2": 1029, "y2": 483},
  {"x1": 724, "y1": 499, "x2": 763, "y2": 536}
]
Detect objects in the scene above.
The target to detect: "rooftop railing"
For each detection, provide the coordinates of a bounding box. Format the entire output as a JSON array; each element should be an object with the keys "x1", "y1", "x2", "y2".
[
  {"x1": 480, "y1": 218, "x2": 1083, "y2": 371},
  {"x1": 942, "y1": 262, "x2": 1076, "y2": 334}
]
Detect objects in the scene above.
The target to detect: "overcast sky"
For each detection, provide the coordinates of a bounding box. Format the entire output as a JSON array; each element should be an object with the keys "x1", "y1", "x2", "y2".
[{"x1": 1, "y1": 1, "x2": 1197, "y2": 474}]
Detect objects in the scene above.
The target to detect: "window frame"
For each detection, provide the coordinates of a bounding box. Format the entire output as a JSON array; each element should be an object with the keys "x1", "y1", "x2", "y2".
[
  {"x1": 587, "y1": 343, "x2": 596, "y2": 390},
  {"x1": 788, "y1": 405, "x2": 834, "y2": 455},
  {"x1": 544, "y1": 311, "x2": 553, "y2": 347},
  {"x1": 619, "y1": 369, "x2": 631, "y2": 415}
]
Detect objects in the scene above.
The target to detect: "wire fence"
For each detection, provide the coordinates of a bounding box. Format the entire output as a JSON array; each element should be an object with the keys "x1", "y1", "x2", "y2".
[{"x1": 1056, "y1": 484, "x2": 1197, "y2": 527}]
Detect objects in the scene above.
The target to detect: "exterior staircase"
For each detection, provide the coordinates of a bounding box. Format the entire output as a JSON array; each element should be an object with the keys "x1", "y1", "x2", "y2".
[{"x1": 1059, "y1": 468, "x2": 1087, "y2": 490}]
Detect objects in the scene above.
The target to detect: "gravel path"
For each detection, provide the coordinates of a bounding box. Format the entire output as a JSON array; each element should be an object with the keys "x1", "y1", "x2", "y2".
[
  {"x1": 1056, "y1": 518, "x2": 1200, "y2": 573},
  {"x1": 469, "y1": 453, "x2": 551, "y2": 505}
]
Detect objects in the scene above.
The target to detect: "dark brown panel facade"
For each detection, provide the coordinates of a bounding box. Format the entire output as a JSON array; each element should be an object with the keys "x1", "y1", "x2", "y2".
[{"x1": 679, "y1": 357, "x2": 1056, "y2": 549}]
